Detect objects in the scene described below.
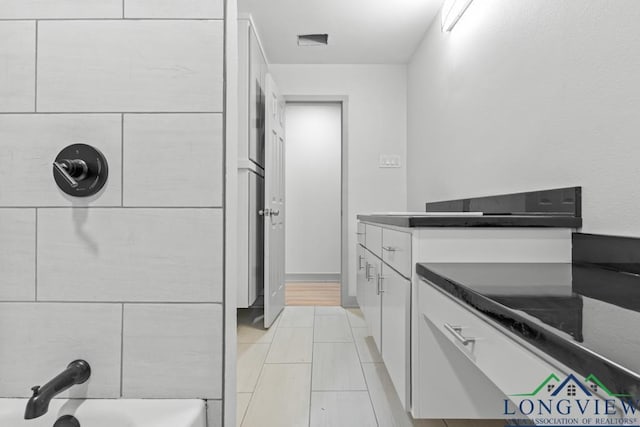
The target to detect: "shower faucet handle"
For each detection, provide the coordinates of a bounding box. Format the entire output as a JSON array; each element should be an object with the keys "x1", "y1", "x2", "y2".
[
  {"x1": 53, "y1": 159, "x2": 88, "y2": 189},
  {"x1": 52, "y1": 144, "x2": 109, "y2": 197},
  {"x1": 53, "y1": 161, "x2": 79, "y2": 188}
]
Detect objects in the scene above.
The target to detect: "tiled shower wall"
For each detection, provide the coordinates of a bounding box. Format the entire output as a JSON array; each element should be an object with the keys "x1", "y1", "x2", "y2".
[{"x1": 0, "y1": 0, "x2": 225, "y2": 420}]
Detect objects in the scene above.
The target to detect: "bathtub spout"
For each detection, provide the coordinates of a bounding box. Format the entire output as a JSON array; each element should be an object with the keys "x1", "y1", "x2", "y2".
[{"x1": 24, "y1": 360, "x2": 91, "y2": 420}]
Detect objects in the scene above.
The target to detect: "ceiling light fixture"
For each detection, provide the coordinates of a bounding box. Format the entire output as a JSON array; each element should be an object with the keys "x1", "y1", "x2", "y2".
[
  {"x1": 441, "y1": 0, "x2": 474, "y2": 32},
  {"x1": 297, "y1": 34, "x2": 329, "y2": 46}
]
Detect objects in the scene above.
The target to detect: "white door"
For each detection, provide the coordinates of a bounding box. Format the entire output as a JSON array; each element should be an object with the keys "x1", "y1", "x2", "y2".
[{"x1": 262, "y1": 74, "x2": 286, "y2": 328}]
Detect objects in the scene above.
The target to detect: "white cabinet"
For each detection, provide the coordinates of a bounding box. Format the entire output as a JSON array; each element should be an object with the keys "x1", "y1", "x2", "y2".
[
  {"x1": 356, "y1": 219, "x2": 574, "y2": 418},
  {"x1": 247, "y1": 22, "x2": 267, "y2": 167},
  {"x1": 419, "y1": 279, "x2": 569, "y2": 396},
  {"x1": 380, "y1": 265, "x2": 411, "y2": 409},
  {"x1": 238, "y1": 18, "x2": 267, "y2": 168},
  {"x1": 365, "y1": 223, "x2": 382, "y2": 258},
  {"x1": 381, "y1": 228, "x2": 412, "y2": 279},
  {"x1": 355, "y1": 241, "x2": 409, "y2": 408},
  {"x1": 356, "y1": 222, "x2": 366, "y2": 246},
  {"x1": 357, "y1": 247, "x2": 381, "y2": 351}
]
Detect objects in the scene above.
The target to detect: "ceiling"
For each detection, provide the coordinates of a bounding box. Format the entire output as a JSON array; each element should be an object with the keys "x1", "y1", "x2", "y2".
[{"x1": 238, "y1": 0, "x2": 444, "y2": 64}]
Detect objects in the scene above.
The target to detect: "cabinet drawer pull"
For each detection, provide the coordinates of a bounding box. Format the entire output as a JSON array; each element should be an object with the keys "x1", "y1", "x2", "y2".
[
  {"x1": 377, "y1": 274, "x2": 385, "y2": 295},
  {"x1": 382, "y1": 246, "x2": 397, "y2": 252},
  {"x1": 444, "y1": 323, "x2": 475, "y2": 345},
  {"x1": 358, "y1": 255, "x2": 364, "y2": 270},
  {"x1": 356, "y1": 232, "x2": 365, "y2": 236},
  {"x1": 365, "y1": 263, "x2": 374, "y2": 281}
]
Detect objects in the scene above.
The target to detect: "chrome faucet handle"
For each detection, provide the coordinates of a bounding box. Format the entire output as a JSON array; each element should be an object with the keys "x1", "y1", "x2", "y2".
[
  {"x1": 53, "y1": 161, "x2": 79, "y2": 188},
  {"x1": 53, "y1": 159, "x2": 88, "y2": 189}
]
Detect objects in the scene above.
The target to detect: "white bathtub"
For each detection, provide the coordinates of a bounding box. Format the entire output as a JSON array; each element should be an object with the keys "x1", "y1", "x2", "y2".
[{"x1": 0, "y1": 399, "x2": 206, "y2": 427}]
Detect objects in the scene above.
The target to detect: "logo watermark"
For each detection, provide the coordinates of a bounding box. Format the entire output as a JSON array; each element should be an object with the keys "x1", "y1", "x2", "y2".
[{"x1": 503, "y1": 373, "x2": 639, "y2": 426}]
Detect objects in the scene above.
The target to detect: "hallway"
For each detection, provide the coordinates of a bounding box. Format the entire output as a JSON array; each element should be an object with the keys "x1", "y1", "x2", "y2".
[{"x1": 237, "y1": 306, "x2": 504, "y2": 427}]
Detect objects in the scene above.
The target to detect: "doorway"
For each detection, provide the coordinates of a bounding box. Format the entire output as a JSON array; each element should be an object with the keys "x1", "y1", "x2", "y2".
[{"x1": 284, "y1": 100, "x2": 349, "y2": 307}]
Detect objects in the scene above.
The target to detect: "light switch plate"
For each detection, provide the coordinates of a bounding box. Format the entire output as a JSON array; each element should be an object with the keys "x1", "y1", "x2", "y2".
[{"x1": 379, "y1": 154, "x2": 401, "y2": 168}]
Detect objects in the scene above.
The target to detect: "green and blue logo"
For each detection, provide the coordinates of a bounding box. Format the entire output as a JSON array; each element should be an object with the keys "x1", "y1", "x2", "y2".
[{"x1": 503, "y1": 373, "x2": 638, "y2": 426}]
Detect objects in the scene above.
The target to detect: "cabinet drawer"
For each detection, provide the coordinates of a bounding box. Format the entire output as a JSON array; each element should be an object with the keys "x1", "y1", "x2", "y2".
[
  {"x1": 365, "y1": 224, "x2": 382, "y2": 258},
  {"x1": 381, "y1": 228, "x2": 412, "y2": 278},
  {"x1": 357, "y1": 222, "x2": 366, "y2": 245},
  {"x1": 418, "y1": 279, "x2": 563, "y2": 397}
]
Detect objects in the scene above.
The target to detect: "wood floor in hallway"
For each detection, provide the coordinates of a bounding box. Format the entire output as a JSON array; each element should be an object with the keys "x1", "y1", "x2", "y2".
[
  {"x1": 236, "y1": 306, "x2": 506, "y2": 427},
  {"x1": 285, "y1": 282, "x2": 341, "y2": 306}
]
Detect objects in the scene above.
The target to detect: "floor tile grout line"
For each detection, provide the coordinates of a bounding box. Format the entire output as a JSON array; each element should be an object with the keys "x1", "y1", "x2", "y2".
[
  {"x1": 239, "y1": 308, "x2": 280, "y2": 427},
  {"x1": 237, "y1": 392, "x2": 252, "y2": 427},
  {"x1": 348, "y1": 311, "x2": 382, "y2": 427}
]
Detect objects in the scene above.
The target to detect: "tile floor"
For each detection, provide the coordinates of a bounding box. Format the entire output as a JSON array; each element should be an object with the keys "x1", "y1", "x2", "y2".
[{"x1": 237, "y1": 305, "x2": 506, "y2": 427}]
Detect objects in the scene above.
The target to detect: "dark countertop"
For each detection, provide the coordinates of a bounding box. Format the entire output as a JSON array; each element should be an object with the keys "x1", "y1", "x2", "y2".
[
  {"x1": 357, "y1": 214, "x2": 582, "y2": 228},
  {"x1": 416, "y1": 262, "x2": 640, "y2": 401}
]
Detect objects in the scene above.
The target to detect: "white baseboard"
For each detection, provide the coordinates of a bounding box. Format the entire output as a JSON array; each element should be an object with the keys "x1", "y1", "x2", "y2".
[{"x1": 286, "y1": 273, "x2": 340, "y2": 283}]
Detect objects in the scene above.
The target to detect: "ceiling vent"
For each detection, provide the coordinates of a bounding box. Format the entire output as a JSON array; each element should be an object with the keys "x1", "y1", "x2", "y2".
[{"x1": 297, "y1": 34, "x2": 329, "y2": 46}]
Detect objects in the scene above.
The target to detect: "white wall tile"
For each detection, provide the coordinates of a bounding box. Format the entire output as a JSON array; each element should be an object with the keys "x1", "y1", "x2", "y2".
[
  {"x1": 0, "y1": 22, "x2": 35, "y2": 112},
  {"x1": 125, "y1": 0, "x2": 223, "y2": 19},
  {"x1": 0, "y1": 114, "x2": 122, "y2": 206},
  {"x1": 37, "y1": 208, "x2": 223, "y2": 302},
  {"x1": 0, "y1": 1, "x2": 122, "y2": 19},
  {"x1": 37, "y1": 21, "x2": 224, "y2": 112},
  {"x1": 123, "y1": 114, "x2": 223, "y2": 207},
  {"x1": 122, "y1": 304, "x2": 222, "y2": 398},
  {"x1": 0, "y1": 303, "x2": 122, "y2": 398},
  {"x1": 0, "y1": 210, "x2": 35, "y2": 301}
]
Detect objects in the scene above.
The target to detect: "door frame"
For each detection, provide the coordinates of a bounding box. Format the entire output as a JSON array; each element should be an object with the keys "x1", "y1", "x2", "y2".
[{"x1": 284, "y1": 95, "x2": 356, "y2": 307}]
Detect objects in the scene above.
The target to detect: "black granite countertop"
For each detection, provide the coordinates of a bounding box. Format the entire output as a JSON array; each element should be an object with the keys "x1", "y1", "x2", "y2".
[
  {"x1": 357, "y1": 214, "x2": 582, "y2": 228},
  {"x1": 416, "y1": 262, "x2": 640, "y2": 401}
]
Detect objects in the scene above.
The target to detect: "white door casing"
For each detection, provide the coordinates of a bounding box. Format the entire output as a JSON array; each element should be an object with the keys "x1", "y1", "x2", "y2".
[{"x1": 263, "y1": 74, "x2": 286, "y2": 328}]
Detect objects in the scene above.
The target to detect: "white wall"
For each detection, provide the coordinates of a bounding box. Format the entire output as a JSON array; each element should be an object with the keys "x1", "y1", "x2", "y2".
[
  {"x1": 0, "y1": 2, "x2": 226, "y2": 420},
  {"x1": 271, "y1": 65, "x2": 407, "y2": 296},
  {"x1": 407, "y1": 0, "x2": 640, "y2": 236},
  {"x1": 285, "y1": 103, "x2": 342, "y2": 278}
]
